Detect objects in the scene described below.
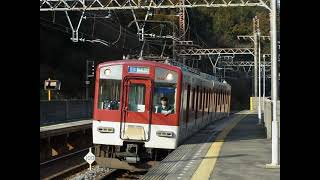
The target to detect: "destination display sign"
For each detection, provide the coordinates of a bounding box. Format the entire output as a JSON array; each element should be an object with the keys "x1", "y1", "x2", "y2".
[{"x1": 128, "y1": 66, "x2": 150, "y2": 74}]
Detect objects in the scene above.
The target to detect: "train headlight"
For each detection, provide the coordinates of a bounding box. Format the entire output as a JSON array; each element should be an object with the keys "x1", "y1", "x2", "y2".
[
  {"x1": 156, "y1": 131, "x2": 174, "y2": 138},
  {"x1": 97, "y1": 126, "x2": 114, "y2": 133},
  {"x1": 166, "y1": 73, "x2": 173, "y2": 81},
  {"x1": 104, "y1": 68, "x2": 111, "y2": 76}
]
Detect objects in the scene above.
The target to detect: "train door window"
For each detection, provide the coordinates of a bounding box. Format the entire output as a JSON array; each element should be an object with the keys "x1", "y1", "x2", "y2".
[
  {"x1": 153, "y1": 83, "x2": 177, "y2": 114},
  {"x1": 98, "y1": 79, "x2": 121, "y2": 110},
  {"x1": 128, "y1": 84, "x2": 146, "y2": 112}
]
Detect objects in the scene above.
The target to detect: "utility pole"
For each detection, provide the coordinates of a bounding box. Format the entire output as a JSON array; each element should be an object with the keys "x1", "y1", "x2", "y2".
[
  {"x1": 266, "y1": 0, "x2": 280, "y2": 168},
  {"x1": 253, "y1": 16, "x2": 258, "y2": 98},
  {"x1": 263, "y1": 54, "x2": 266, "y2": 112},
  {"x1": 257, "y1": 19, "x2": 262, "y2": 125},
  {"x1": 172, "y1": 28, "x2": 176, "y2": 60},
  {"x1": 179, "y1": 0, "x2": 186, "y2": 65}
]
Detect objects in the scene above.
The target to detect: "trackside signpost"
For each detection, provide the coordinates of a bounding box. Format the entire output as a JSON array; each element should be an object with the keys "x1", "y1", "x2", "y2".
[{"x1": 84, "y1": 147, "x2": 95, "y2": 170}]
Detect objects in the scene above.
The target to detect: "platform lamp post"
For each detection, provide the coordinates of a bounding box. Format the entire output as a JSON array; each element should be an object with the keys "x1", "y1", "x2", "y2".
[{"x1": 85, "y1": 60, "x2": 95, "y2": 100}]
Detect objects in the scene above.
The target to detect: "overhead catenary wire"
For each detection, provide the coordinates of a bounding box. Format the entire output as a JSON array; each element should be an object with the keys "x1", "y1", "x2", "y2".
[
  {"x1": 83, "y1": 11, "x2": 135, "y2": 38},
  {"x1": 41, "y1": 11, "x2": 138, "y2": 47}
]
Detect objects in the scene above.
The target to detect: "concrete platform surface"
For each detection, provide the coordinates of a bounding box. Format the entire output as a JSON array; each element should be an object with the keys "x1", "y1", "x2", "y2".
[
  {"x1": 142, "y1": 111, "x2": 280, "y2": 180},
  {"x1": 209, "y1": 114, "x2": 280, "y2": 180}
]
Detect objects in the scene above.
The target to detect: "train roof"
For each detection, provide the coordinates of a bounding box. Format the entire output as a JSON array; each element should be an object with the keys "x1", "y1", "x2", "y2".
[
  {"x1": 98, "y1": 59, "x2": 180, "y2": 72},
  {"x1": 97, "y1": 59, "x2": 231, "y2": 89},
  {"x1": 168, "y1": 60, "x2": 231, "y2": 89}
]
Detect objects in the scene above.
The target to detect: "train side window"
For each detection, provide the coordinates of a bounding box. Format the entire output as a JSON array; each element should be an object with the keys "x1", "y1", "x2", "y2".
[
  {"x1": 153, "y1": 83, "x2": 177, "y2": 114},
  {"x1": 205, "y1": 88, "x2": 208, "y2": 109},
  {"x1": 98, "y1": 79, "x2": 121, "y2": 110},
  {"x1": 202, "y1": 88, "x2": 206, "y2": 115},
  {"x1": 212, "y1": 90, "x2": 215, "y2": 112},
  {"x1": 186, "y1": 84, "x2": 191, "y2": 123},
  {"x1": 128, "y1": 84, "x2": 146, "y2": 112},
  {"x1": 191, "y1": 88, "x2": 195, "y2": 111},
  {"x1": 195, "y1": 86, "x2": 199, "y2": 118},
  {"x1": 208, "y1": 89, "x2": 211, "y2": 114},
  {"x1": 199, "y1": 88, "x2": 202, "y2": 109},
  {"x1": 206, "y1": 89, "x2": 211, "y2": 108},
  {"x1": 214, "y1": 90, "x2": 216, "y2": 112}
]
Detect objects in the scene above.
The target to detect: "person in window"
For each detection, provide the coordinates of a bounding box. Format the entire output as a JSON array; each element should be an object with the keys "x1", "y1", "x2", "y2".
[
  {"x1": 155, "y1": 96, "x2": 174, "y2": 115},
  {"x1": 102, "y1": 99, "x2": 119, "y2": 110}
]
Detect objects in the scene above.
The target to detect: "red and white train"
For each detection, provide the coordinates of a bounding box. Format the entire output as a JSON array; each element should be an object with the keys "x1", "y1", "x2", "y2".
[{"x1": 92, "y1": 59, "x2": 231, "y2": 170}]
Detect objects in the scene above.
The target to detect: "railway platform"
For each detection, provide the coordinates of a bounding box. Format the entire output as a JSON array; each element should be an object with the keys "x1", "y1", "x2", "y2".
[
  {"x1": 141, "y1": 110, "x2": 280, "y2": 180},
  {"x1": 40, "y1": 119, "x2": 92, "y2": 139},
  {"x1": 40, "y1": 119, "x2": 93, "y2": 163}
]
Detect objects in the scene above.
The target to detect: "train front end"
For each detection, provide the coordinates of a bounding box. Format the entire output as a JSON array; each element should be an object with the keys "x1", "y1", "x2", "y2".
[{"x1": 92, "y1": 60, "x2": 181, "y2": 170}]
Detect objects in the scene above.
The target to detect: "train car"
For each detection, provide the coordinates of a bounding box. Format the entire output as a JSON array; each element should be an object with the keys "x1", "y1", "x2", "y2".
[{"x1": 92, "y1": 59, "x2": 231, "y2": 170}]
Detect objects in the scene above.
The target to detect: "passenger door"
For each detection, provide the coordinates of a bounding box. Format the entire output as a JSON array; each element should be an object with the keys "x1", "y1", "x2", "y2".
[{"x1": 120, "y1": 78, "x2": 152, "y2": 141}]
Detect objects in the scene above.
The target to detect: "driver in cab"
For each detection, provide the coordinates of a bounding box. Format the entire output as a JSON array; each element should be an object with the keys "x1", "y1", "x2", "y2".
[{"x1": 155, "y1": 97, "x2": 174, "y2": 116}]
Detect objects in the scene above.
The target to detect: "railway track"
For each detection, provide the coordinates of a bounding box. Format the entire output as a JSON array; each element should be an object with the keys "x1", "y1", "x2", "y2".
[
  {"x1": 65, "y1": 165, "x2": 148, "y2": 180},
  {"x1": 40, "y1": 148, "x2": 92, "y2": 180},
  {"x1": 101, "y1": 169, "x2": 147, "y2": 180},
  {"x1": 41, "y1": 147, "x2": 151, "y2": 180}
]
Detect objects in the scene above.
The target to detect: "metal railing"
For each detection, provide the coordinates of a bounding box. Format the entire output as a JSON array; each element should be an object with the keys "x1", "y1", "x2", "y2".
[{"x1": 40, "y1": 99, "x2": 93, "y2": 126}]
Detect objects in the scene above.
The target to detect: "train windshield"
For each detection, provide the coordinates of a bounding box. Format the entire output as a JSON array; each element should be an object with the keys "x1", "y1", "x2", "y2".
[
  {"x1": 98, "y1": 79, "x2": 121, "y2": 110},
  {"x1": 128, "y1": 84, "x2": 146, "y2": 112},
  {"x1": 153, "y1": 83, "x2": 177, "y2": 114}
]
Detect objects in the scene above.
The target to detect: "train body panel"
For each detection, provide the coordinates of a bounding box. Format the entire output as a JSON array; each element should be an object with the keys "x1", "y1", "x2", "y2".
[
  {"x1": 93, "y1": 120, "x2": 123, "y2": 146},
  {"x1": 93, "y1": 121, "x2": 178, "y2": 149}
]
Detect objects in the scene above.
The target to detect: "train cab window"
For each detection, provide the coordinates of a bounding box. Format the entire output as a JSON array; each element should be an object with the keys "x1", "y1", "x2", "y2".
[
  {"x1": 128, "y1": 84, "x2": 146, "y2": 112},
  {"x1": 98, "y1": 79, "x2": 121, "y2": 110},
  {"x1": 153, "y1": 83, "x2": 176, "y2": 114}
]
